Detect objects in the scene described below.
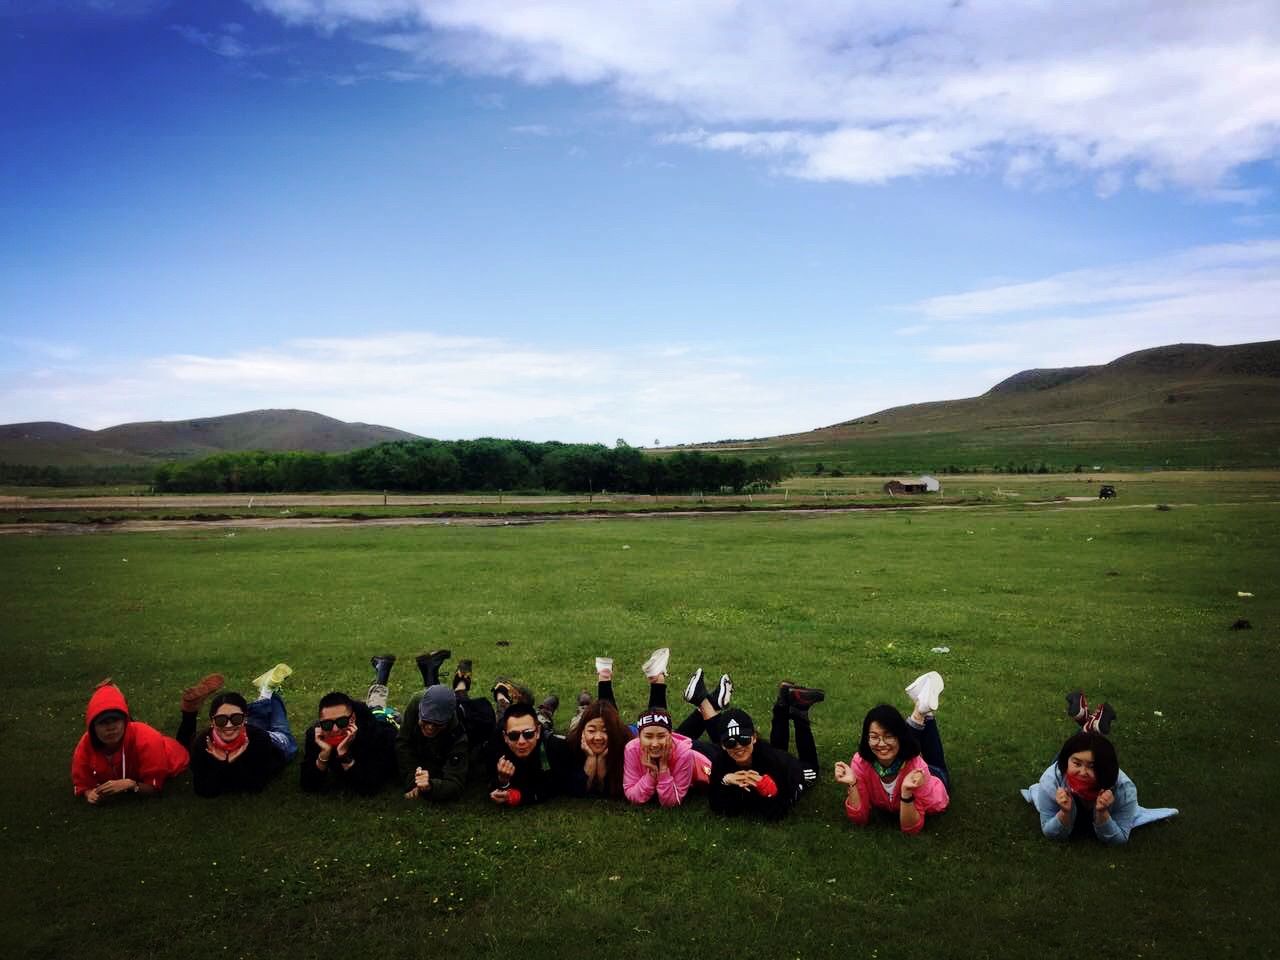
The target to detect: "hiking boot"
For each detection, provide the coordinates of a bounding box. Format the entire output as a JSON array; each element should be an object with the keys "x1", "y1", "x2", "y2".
[
  {"x1": 492, "y1": 678, "x2": 518, "y2": 708},
  {"x1": 568, "y1": 689, "x2": 592, "y2": 732},
  {"x1": 683, "y1": 668, "x2": 709, "y2": 707},
  {"x1": 416, "y1": 649, "x2": 451, "y2": 688},
  {"x1": 1084, "y1": 702, "x2": 1116, "y2": 735},
  {"x1": 1066, "y1": 689, "x2": 1088, "y2": 725},
  {"x1": 181, "y1": 673, "x2": 225, "y2": 714},
  {"x1": 252, "y1": 663, "x2": 292, "y2": 697},
  {"x1": 536, "y1": 695, "x2": 559, "y2": 737},
  {"x1": 370, "y1": 654, "x2": 396, "y2": 687},
  {"x1": 779, "y1": 681, "x2": 825, "y2": 713},
  {"x1": 712, "y1": 673, "x2": 734, "y2": 710},
  {"x1": 451, "y1": 658, "x2": 473, "y2": 693},
  {"x1": 642, "y1": 648, "x2": 670, "y2": 680}
]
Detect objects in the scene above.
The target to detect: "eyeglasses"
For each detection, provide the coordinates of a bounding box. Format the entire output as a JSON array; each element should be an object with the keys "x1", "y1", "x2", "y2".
[
  {"x1": 212, "y1": 713, "x2": 246, "y2": 729},
  {"x1": 318, "y1": 715, "x2": 352, "y2": 732},
  {"x1": 722, "y1": 735, "x2": 753, "y2": 749},
  {"x1": 505, "y1": 728, "x2": 538, "y2": 742},
  {"x1": 867, "y1": 733, "x2": 898, "y2": 746}
]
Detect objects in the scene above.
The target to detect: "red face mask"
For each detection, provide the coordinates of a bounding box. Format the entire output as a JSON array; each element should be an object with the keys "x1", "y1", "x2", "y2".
[
  {"x1": 321, "y1": 730, "x2": 347, "y2": 748},
  {"x1": 1066, "y1": 771, "x2": 1101, "y2": 803},
  {"x1": 211, "y1": 725, "x2": 248, "y2": 756}
]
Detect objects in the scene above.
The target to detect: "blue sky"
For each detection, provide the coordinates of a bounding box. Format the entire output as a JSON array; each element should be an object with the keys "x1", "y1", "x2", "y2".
[{"x1": 3, "y1": 0, "x2": 1278, "y2": 443}]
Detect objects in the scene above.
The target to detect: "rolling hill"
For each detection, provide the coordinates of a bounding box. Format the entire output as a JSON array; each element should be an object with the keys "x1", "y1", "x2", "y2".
[
  {"x1": 0, "y1": 410, "x2": 419, "y2": 467},
  {"x1": 694, "y1": 340, "x2": 1280, "y2": 471}
]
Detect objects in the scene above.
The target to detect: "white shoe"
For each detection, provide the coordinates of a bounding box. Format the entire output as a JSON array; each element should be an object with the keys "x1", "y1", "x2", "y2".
[
  {"x1": 642, "y1": 648, "x2": 670, "y2": 679},
  {"x1": 595, "y1": 656, "x2": 613, "y2": 677},
  {"x1": 905, "y1": 671, "x2": 944, "y2": 715}
]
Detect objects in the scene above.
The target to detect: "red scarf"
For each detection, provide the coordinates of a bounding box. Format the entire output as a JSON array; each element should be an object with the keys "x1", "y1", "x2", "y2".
[
  {"x1": 1066, "y1": 771, "x2": 1101, "y2": 803},
  {"x1": 321, "y1": 730, "x2": 347, "y2": 748},
  {"x1": 209, "y1": 727, "x2": 248, "y2": 759}
]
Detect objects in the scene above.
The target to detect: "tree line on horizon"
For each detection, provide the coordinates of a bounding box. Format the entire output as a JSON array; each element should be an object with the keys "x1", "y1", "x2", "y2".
[{"x1": 147, "y1": 439, "x2": 794, "y2": 494}]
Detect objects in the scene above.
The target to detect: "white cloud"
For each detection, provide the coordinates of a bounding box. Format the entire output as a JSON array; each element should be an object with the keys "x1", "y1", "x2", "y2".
[
  {"x1": 2, "y1": 331, "x2": 956, "y2": 442},
  {"x1": 250, "y1": 0, "x2": 1280, "y2": 195},
  {"x1": 907, "y1": 239, "x2": 1280, "y2": 370},
  {"x1": 509, "y1": 123, "x2": 555, "y2": 136}
]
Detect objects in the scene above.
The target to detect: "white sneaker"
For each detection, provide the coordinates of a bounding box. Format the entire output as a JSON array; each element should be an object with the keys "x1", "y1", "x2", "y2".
[
  {"x1": 642, "y1": 648, "x2": 670, "y2": 679},
  {"x1": 595, "y1": 656, "x2": 614, "y2": 677},
  {"x1": 905, "y1": 671, "x2": 944, "y2": 715}
]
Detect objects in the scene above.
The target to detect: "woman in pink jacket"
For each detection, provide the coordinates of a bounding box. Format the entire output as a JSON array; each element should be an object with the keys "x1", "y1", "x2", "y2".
[
  {"x1": 833, "y1": 671, "x2": 950, "y2": 835},
  {"x1": 622, "y1": 708, "x2": 712, "y2": 807}
]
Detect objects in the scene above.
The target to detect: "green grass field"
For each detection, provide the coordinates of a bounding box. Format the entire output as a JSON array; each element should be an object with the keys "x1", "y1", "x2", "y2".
[{"x1": 3, "y1": 488, "x2": 1278, "y2": 959}]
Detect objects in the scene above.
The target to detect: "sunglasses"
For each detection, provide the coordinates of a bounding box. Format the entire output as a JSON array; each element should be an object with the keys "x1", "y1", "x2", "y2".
[
  {"x1": 721, "y1": 735, "x2": 753, "y2": 749},
  {"x1": 318, "y1": 716, "x2": 353, "y2": 732},
  {"x1": 212, "y1": 713, "x2": 246, "y2": 729},
  {"x1": 505, "y1": 728, "x2": 538, "y2": 742}
]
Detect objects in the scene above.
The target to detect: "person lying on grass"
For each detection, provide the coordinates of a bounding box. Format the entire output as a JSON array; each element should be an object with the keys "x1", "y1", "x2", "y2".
[
  {"x1": 398, "y1": 683, "x2": 471, "y2": 803},
  {"x1": 834, "y1": 671, "x2": 950, "y2": 835},
  {"x1": 489, "y1": 702, "x2": 557, "y2": 808},
  {"x1": 176, "y1": 664, "x2": 297, "y2": 798},
  {"x1": 300, "y1": 655, "x2": 400, "y2": 796},
  {"x1": 707, "y1": 679, "x2": 825, "y2": 821},
  {"x1": 1022, "y1": 691, "x2": 1177, "y2": 844},
  {"x1": 619, "y1": 653, "x2": 728, "y2": 807},
  {"x1": 545, "y1": 654, "x2": 634, "y2": 799},
  {"x1": 71, "y1": 679, "x2": 189, "y2": 805},
  {"x1": 418, "y1": 648, "x2": 496, "y2": 767}
]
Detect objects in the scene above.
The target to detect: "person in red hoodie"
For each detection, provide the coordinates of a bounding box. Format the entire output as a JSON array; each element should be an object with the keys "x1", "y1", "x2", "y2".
[{"x1": 70, "y1": 680, "x2": 189, "y2": 805}]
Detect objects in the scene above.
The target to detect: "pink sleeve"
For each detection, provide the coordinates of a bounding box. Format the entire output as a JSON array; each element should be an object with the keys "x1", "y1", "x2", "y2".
[
  {"x1": 844, "y1": 755, "x2": 873, "y2": 825},
  {"x1": 622, "y1": 741, "x2": 656, "y2": 805},
  {"x1": 655, "y1": 743, "x2": 695, "y2": 807},
  {"x1": 900, "y1": 758, "x2": 947, "y2": 835}
]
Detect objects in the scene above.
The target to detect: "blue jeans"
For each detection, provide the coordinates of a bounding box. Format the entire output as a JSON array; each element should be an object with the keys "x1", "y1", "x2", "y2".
[{"x1": 248, "y1": 692, "x2": 297, "y2": 762}]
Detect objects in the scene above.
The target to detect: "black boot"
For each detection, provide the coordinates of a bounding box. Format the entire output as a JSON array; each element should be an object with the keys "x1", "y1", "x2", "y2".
[
  {"x1": 451, "y1": 659, "x2": 473, "y2": 694},
  {"x1": 416, "y1": 649, "x2": 451, "y2": 688},
  {"x1": 370, "y1": 654, "x2": 396, "y2": 687}
]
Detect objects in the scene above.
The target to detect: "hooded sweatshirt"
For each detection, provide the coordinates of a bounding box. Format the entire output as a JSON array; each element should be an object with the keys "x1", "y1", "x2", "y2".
[
  {"x1": 70, "y1": 684, "x2": 189, "y2": 796},
  {"x1": 622, "y1": 733, "x2": 712, "y2": 807}
]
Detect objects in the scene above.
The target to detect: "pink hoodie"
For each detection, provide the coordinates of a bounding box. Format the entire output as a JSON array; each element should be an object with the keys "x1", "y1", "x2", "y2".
[
  {"x1": 843, "y1": 753, "x2": 949, "y2": 834},
  {"x1": 623, "y1": 733, "x2": 711, "y2": 807}
]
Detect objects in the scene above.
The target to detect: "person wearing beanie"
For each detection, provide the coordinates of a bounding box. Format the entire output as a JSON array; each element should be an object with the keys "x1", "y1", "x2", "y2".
[
  {"x1": 71, "y1": 680, "x2": 190, "y2": 804},
  {"x1": 397, "y1": 682, "x2": 471, "y2": 803},
  {"x1": 1021, "y1": 697, "x2": 1177, "y2": 844},
  {"x1": 708, "y1": 679, "x2": 825, "y2": 821},
  {"x1": 489, "y1": 702, "x2": 556, "y2": 808},
  {"x1": 418, "y1": 649, "x2": 497, "y2": 767},
  {"x1": 300, "y1": 655, "x2": 401, "y2": 795},
  {"x1": 835, "y1": 671, "x2": 951, "y2": 834},
  {"x1": 175, "y1": 664, "x2": 297, "y2": 798}
]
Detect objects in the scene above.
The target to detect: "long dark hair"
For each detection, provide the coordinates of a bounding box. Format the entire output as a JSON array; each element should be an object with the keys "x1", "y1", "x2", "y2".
[
  {"x1": 1056, "y1": 731, "x2": 1119, "y2": 790},
  {"x1": 857, "y1": 704, "x2": 922, "y2": 767},
  {"x1": 565, "y1": 699, "x2": 632, "y2": 798}
]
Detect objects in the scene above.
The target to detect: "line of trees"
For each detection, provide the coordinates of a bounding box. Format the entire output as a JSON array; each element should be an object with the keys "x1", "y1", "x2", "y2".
[
  {"x1": 0, "y1": 462, "x2": 158, "y2": 487},
  {"x1": 152, "y1": 439, "x2": 793, "y2": 494}
]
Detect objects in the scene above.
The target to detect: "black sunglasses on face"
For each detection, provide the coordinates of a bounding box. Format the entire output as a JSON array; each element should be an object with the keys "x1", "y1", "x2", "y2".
[
  {"x1": 721, "y1": 735, "x2": 752, "y2": 749},
  {"x1": 505, "y1": 728, "x2": 538, "y2": 742},
  {"x1": 318, "y1": 715, "x2": 352, "y2": 732},
  {"x1": 212, "y1": 713, "x2": 246, "y2": 729}
]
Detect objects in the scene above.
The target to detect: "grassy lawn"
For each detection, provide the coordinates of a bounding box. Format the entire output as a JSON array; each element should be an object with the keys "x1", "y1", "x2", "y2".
[{"x1": 2, "y1": 494, "x2": 1277, "y2": 959}]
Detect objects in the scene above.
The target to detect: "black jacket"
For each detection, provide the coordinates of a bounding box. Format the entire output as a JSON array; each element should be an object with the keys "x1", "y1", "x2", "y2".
[
  {"x1": 299, "y1": 700, "x2": 399, "y2": 796},
  {"x1": 708, "y1": 740, "x2": 804, "y2": 821},
  {"x1": 190, "y1": 726, "x2": 286, "y2": 797},
  {"x1": 488, "y1": 737, "x2": 557, "y2": 806}
]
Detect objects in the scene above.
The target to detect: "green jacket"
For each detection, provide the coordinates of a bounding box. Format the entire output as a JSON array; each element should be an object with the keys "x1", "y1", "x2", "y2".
[{"x1": 395, "y1": 694, "x2": 469, "y2": 802}]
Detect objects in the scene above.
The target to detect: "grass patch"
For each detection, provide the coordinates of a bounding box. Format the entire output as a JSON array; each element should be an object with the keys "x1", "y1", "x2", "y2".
[{"x1": 2, "y1": 494, "x2": 1277, "y2": 958}]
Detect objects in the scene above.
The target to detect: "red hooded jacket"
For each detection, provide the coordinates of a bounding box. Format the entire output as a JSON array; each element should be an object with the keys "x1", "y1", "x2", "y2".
[{"x1": 70, "y1": 683, "x2": 190, "y2": 795}]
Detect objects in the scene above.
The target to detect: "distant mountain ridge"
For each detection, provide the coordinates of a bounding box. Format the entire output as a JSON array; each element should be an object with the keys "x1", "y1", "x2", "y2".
[{"x1": 0, "y1": 409, "x2": 419, "y2": 467}]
